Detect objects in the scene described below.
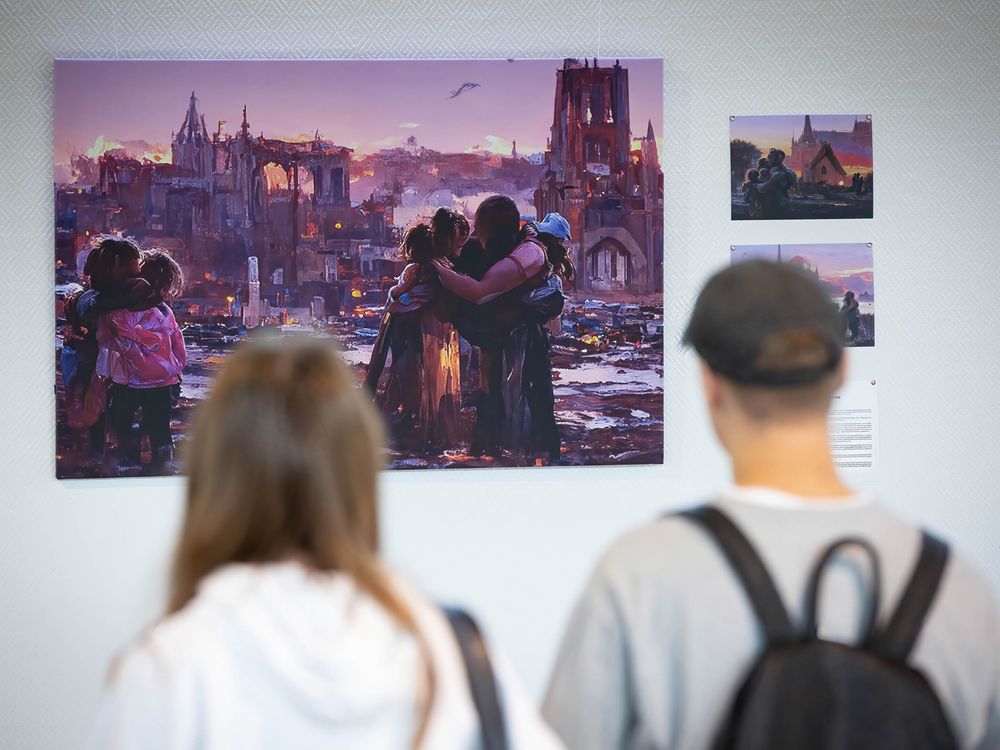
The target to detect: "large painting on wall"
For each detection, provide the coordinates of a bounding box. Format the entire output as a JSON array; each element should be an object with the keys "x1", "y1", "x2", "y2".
[{"x1": 55, "y1": 58, "x2": 664, "y2": 478}]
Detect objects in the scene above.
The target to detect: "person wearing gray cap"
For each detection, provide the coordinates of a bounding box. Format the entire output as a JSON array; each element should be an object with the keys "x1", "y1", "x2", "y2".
[{"x1": 543, "y1": 261, "x2": 1000, "y2": 750}]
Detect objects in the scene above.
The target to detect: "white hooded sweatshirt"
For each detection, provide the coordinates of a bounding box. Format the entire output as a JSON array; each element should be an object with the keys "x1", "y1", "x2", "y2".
[{"x1": 87, "y1": 561, "x2": 563, "y2": 750}]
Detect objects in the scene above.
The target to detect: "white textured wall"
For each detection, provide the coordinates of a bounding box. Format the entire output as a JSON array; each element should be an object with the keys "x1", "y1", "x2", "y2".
[{"x1": 2, "y1": 1, "x2": 999, "y2": 747}]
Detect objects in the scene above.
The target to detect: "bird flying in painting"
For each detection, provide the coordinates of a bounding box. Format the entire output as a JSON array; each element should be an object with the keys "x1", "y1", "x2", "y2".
[{"x1": 449, "y1": 82, "x2": 481, "y2": 99}]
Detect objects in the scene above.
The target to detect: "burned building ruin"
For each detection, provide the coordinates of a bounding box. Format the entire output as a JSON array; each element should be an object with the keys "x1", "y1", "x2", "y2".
[
  {"x1": 167, "y1": 91, "x2": 368, "y2": 288},
  {"x1": 535, "y1": 58, "x2": 663, "y2": 298}
]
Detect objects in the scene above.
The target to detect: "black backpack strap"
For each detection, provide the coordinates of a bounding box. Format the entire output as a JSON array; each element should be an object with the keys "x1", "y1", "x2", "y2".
[
  {"x1": 442, "y1": 606, "x2": 508, "y2": 750},
  {"x1": 874, "y1": 531, "x2": 950, "y2": 662},
  {"x1": 803, "y1": 537, "x2": 882, "y2": 644},
  {"x1": 680, "y1": 506, "x2": 796, "y2": 645}
]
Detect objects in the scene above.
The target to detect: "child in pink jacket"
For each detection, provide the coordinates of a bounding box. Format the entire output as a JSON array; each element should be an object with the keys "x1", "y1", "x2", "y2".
[{"x1": 97, "y1": 249, "x2": 187, "y2": 473}]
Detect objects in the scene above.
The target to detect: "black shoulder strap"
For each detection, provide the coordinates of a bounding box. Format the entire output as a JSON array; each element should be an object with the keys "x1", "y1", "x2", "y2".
[
  {"x1": 442, "y1": 607, "x2": 508, "y2": 750},
  {"x1": 874, "y1": 531, "x2": 950, "y2": 662},
  {"x1": 680, "y1": 506, "x2": 797, "y2": 645}
]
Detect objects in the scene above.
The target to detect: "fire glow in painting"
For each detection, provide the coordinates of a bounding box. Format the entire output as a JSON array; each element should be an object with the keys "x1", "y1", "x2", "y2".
[{"x1": 54, "y1": 58, "x2": 664, "y2": 478}]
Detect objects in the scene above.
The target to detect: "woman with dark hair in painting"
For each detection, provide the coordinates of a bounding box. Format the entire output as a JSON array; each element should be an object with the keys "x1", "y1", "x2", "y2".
[
  {"x1": 432, "y1": 196, "x2": 572, "y2": 465},
  {"x1": 364, "y1": 209, "x2": 468, "y2": 451},
  {"x1": 841, "y1": 290, "x2": 861, "y2": 343}
]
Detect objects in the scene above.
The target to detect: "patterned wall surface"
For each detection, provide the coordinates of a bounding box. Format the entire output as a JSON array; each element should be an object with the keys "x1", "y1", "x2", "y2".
[{"x1": 1, "y1": 1, "x2": 998, "y2": 746}]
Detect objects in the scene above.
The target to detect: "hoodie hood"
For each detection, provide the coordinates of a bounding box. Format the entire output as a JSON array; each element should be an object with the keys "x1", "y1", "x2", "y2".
[
  {"x1": 91, "y1": 560, "x2": 565, "y2": 750},
  {"x1": 184, "y1": 562, "x2": 421, "y2": 725}
]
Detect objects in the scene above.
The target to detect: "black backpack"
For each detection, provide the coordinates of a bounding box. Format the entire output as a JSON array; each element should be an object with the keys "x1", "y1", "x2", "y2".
[{"x1": 682, "y1": 505, "x2": 958, "y2": 750}]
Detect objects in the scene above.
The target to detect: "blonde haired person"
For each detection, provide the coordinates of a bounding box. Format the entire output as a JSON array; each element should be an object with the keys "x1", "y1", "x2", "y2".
[{"x1": 87, "y1": 337, "x2": 562, "y2": 750}]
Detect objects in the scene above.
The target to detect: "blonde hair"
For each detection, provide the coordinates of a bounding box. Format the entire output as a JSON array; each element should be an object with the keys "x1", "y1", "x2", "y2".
[{"x1": 170, "y1": 336, "x2": 434, "y2": 746}]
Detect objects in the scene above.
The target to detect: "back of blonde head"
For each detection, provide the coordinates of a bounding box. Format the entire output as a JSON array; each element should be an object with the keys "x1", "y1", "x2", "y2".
[{"x1": 170, "y1": 336, "x2": 433, "y2": 745}]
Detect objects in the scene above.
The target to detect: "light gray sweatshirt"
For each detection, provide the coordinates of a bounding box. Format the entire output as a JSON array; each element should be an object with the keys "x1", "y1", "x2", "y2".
[{"x1": 543, "y1": 487, "x2": 1000, "y2": 750}]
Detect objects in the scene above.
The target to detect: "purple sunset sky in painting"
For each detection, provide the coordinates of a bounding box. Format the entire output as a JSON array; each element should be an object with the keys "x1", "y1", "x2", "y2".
[
  {"x1": 54, "y1": 58, "x2": 663, "y2": 166},
  {"x1": 733, "y1": 243, "x2": 875, "y2": 295},
  {"x1": 730, "y1": 114, "x2": 870, "y2": 156}
]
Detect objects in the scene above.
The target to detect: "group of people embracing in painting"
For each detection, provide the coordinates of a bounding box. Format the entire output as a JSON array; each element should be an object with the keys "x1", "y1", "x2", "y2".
[
  {"x1": 363, "y1": 195, "x2": 575, "y2": 465},
  {"x1": 61, "y1": 236, "x2": 188, "y2": 475}
]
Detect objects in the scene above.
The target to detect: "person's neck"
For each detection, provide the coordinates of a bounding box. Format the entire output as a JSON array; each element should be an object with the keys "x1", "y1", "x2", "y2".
[{"x1": 729, "y1": 419, "x2": 854, "y2": 499}]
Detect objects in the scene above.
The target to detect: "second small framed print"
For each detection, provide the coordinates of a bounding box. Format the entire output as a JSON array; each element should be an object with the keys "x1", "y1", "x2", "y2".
[{"x1": 731, "y1": 243, "x2": 875, "y2": 347}]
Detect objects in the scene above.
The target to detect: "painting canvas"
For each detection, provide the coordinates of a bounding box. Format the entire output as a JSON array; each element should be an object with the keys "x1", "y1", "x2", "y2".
[
  {"x1": 730, "y1": 114, "x2": 873, "y2": 220},
  {"x1": 55, "y1": 58, "x2": 664, "y2": 478},
  {"x1": 732, "y1": 243, "x2": 875, "y2": 347}
]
